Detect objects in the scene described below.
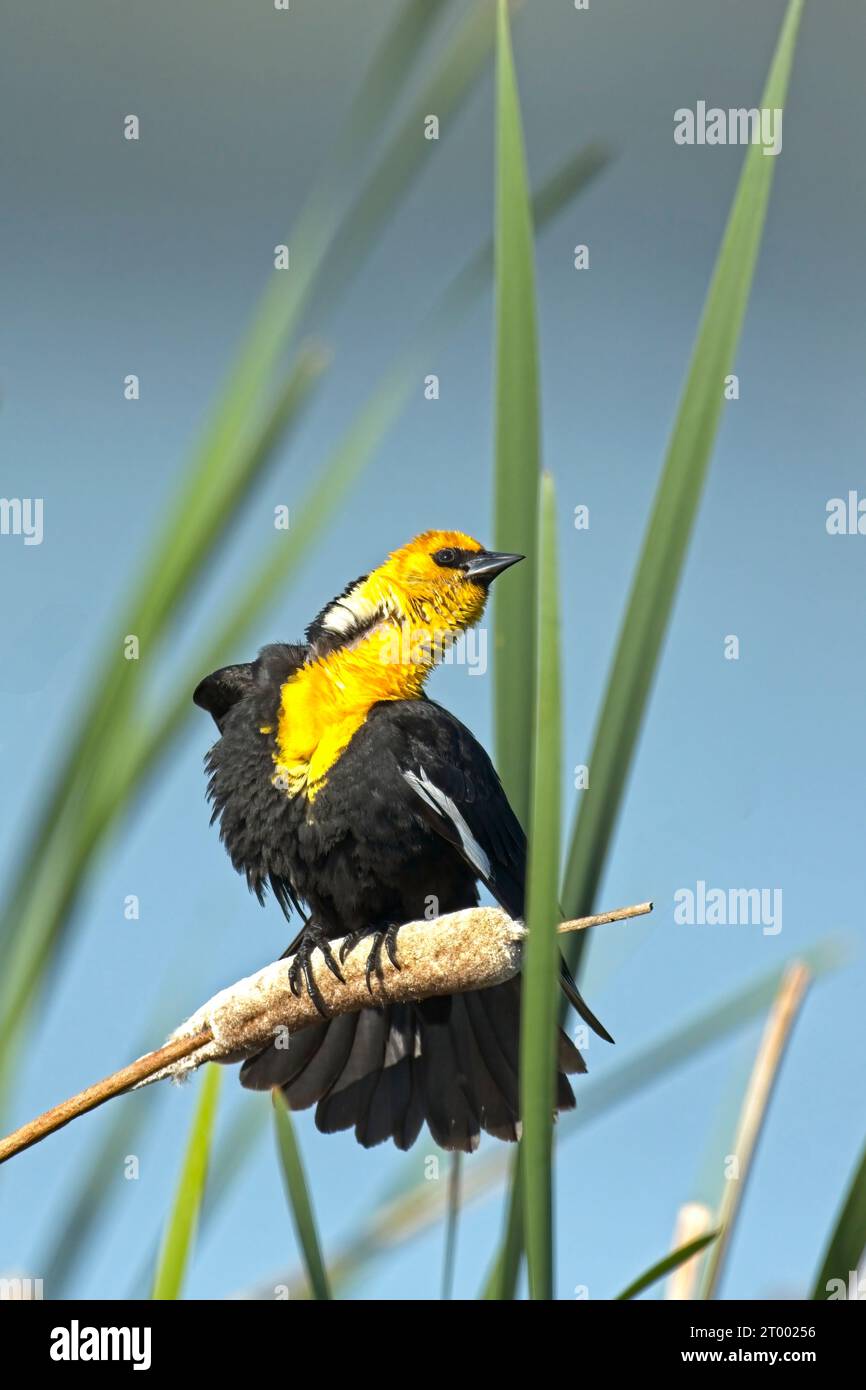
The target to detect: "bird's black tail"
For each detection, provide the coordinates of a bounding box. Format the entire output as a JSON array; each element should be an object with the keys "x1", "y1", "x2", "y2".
[{"x1": 239, "y1": 978, "x2": 585, "y2": 1152}]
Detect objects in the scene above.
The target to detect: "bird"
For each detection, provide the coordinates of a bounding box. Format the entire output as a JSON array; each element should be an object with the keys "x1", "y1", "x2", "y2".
[{"x1": 194, "y1": 529, "x2": 612, "y2": 1152}]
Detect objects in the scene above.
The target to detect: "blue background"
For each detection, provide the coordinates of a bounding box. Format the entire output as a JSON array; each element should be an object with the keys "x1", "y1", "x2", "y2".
[{"x1": 1, "y1": 0, "x2": 864, "y2": 1300}]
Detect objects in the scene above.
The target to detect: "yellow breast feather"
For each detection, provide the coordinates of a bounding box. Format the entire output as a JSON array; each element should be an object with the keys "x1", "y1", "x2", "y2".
[{"x1": 272, "y1": 621, "x2": 428, "y2": 801}]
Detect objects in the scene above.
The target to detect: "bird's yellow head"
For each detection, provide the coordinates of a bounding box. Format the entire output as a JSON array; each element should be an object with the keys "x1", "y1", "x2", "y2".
[
  {"x1": 309, "y1": 529, "x2": 524, "y2": 657},
  {"x1": 274, "y1": 532, "x2": 523, "y2": 799}
]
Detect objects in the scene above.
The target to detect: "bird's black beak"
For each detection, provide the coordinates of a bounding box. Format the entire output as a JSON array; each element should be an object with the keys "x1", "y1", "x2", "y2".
[{"x1": 463, "y1": 551, "x2": 524, "y2": 582}]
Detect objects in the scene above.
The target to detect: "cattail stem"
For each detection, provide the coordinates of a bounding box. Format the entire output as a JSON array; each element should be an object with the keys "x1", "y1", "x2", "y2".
[
  {"x1": 0, "y1": 1031, "x2": 213, "y2": 1165},
  {"x1": 0, "y1": 900, "x2": 651, "y2": 1166}
]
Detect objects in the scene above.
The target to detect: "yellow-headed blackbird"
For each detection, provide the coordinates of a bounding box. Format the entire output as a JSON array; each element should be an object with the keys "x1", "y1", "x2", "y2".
[{"x1": 194, "y1": 530, "x2": 611, "y2": 1152}]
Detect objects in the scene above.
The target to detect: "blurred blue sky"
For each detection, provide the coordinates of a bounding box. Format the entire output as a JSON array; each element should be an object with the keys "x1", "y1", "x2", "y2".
[{"x1": 1, "y1": 0, "x2": 864, "y2": 1300}]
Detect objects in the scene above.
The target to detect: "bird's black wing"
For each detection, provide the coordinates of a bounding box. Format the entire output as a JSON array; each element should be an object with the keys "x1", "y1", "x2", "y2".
[
  {"x1": 391, "y1": 700, "x2": 526, "y2": 920},
  {"x1": 394, "y1": 699, "x2": 613, "y2": 1044}
]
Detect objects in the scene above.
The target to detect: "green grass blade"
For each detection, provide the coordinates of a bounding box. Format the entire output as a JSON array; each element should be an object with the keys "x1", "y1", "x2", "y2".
[
  {"x1": 202, "y1": 1099, "x2": 271, "y2": 1227},
  {"x1": 812, "y1": 1139, "x2": 866, "y2": 1299},
  {"x1": 127, "y1": 1096, "x2": 271, "y2": 1300},
  {"x1": 560, "y1": 0, "x2": 806, "y2": 954},
  {"x1": 486, "y1": 0, "x2": 544, "y2": 1299},
  {"x1": 273, "y1": 1092, "x2": 332, "y2": 1301},
  {"x1": 616, "y1": 1232, "x2": 719, "y2": 1301},
  {"x1": 492, "y1": 0, "x2": 541, "y2": 824},
  {"x1": 519, "y1": 473, "x2": 563, "y2": 1301},
  {"x1": 479, "y1": 156, "x2": 614, "y2": 1301},
  {"x1": 151, "y1": 1065, "x2": 221, "y2": 1300},
  {"x1": 481, "y1": 1149, "x2": 523, "y2": 1299}
]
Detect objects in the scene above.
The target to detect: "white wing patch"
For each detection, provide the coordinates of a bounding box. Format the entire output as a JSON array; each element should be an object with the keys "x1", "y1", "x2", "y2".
[{"x1": 404, "y1": 767, "x2": 491, "y2": 881}]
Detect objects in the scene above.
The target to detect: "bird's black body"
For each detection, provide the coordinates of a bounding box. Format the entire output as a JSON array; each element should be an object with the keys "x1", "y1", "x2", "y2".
[
  {"x1": 206, "y1": 648, "x2": 520, "y2": 937},
  {"x1": 195, "y1": 534, "x2": 609, "y2": 1151}
]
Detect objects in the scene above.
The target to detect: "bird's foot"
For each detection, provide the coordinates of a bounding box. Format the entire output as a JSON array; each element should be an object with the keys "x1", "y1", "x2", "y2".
[
  {"x1": 288, "y1": 925, "x2": 344, "y2": 1017},
  {"x1": 364, "y1": 923, "x2": 401, "y2": 994}
]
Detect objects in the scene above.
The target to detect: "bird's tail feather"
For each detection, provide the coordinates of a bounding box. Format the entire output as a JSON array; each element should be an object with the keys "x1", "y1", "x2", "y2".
[{"x1": 240, "y1": 977, "x2": 584, "y2": 1152}]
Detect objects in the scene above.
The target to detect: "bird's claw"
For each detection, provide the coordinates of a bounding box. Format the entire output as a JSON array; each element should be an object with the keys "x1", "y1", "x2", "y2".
[
  {"x1": 364, "y1": 923, "x2": 401, "y2": 994},
  {"x1": 288, "y1": 928, "x2": 344, "y2": 1017},
  {"x1": 338, "y1": 928, "x2": 368, "y2": 965}
]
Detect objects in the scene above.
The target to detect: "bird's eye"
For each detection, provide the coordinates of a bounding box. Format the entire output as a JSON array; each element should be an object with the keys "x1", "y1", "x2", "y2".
[{"x1": 432, "y1": 547, "x2": 458, "y2": 567}]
